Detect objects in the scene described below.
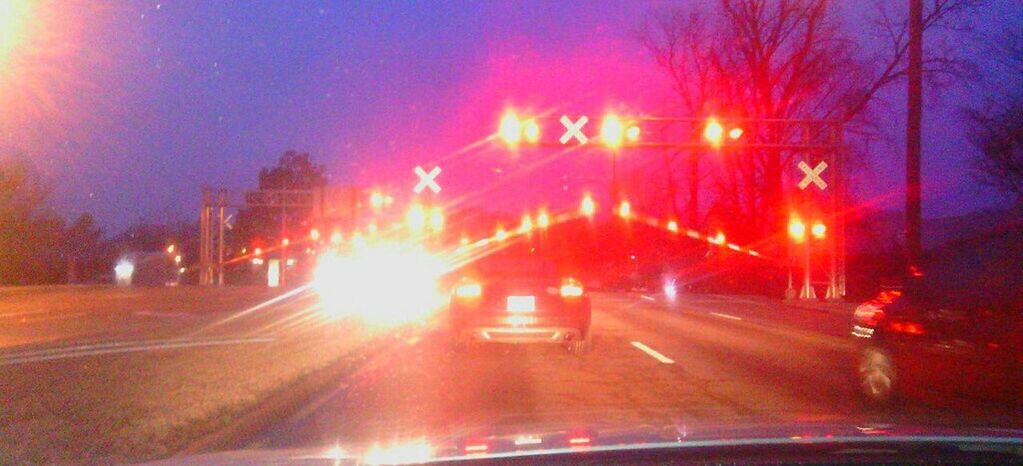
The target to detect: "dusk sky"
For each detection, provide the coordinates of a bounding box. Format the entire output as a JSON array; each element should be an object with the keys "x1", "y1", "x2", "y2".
[{"x1": 2, "y1": 0, "x2": 1020, "y2": 232}]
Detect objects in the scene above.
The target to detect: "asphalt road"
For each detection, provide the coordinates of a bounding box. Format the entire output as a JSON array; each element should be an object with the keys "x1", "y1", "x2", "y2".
[
  {"x1": 4, "y1": 287, "x2": 1019, "y2": 463},
  {"x1": 249, "y1": 291, "x2": 1021, "y2": 455}
]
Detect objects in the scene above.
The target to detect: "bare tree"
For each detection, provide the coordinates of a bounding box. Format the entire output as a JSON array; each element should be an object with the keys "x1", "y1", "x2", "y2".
[
  {"x1": 638, "y1": 0, "x2": 978, "y2": 238},
  {"x1": 966, "y1": 28, "x2": 1023, "y2": 208}
]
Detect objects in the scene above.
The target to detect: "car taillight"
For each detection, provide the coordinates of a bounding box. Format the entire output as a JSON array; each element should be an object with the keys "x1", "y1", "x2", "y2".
[
  {"x1": 560, "y1": 282, "x2": 583, "y2": 297},
  {"x1": 455, "y1": 282, "x2": 482, "y2": 298},
  {"x1": 854, "y1": 304, "x2": 885, "y2": 327},
  {"x1": 887, "y1": 320, "x2": 926, "y2": 335}
]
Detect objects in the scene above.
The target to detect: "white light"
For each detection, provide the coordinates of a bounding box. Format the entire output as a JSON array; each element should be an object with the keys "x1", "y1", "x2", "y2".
[
  {"x1": 663, "y1": 279, "x2": 678, "y2": 301},
  {"x1": 314, "y1": 243, "x2": 447, "y2": 325},
  {"x1": 114, "y1": 261, "x2": 134, "y2": 281},
  {"x1": 363, "y1": 440, "x2": 433, "y2": 465}
]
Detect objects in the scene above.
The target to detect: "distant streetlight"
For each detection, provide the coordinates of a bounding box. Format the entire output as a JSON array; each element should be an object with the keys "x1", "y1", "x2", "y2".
[
  {"x1": 536, "y1": 211, "x2": 550, "y2": 229},
  {"x1": 617, "y1": 200, "x2": 631, "y2": 219},
  {"x1": 728, "y1": 127, "x2": 744, "y2": 140},
  {"x1": 580, "y1": 195, "x2": 596, "y2": 218},
  {"x1": 281, "y1": 238, "x2": 290, "y2": 247},
  {"x1": 406, "y1": 203, "x2": 426, "y2": 233},
  {"x1": 174, "y1": 255, "x2": 182, "y2": 265},
  {"x1": 495, "y1": 226, "x2": 508, "y2": 242},
  {"x1": 519, "y1": 214, "x2": 533, "y2": 233},
  {"x1": 428, "y1": 207, "x2": 444, "y2": 233},
  {"x1": 309, "y1": 228, "x2": 321, "y2": 241},
  {"x1": 370, "y1": 191, "x2": 385, "y2": 209},
  {"x1": 165, "y1": 244, "x2": 176, "y2": 254},
  {"x1": 666, "y1": 220, "x2": 679, "y2": 233},
  {"x1": 330, "y1": 231, "x2": 342, "y2": 245}
]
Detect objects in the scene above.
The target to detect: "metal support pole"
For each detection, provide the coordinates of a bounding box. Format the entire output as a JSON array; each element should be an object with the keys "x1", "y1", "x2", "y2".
[
  {"x1": 280, "y1": 205, "x2": 287, "y2": 287},
  {"x1": 826, "y1": 125, "x2": 841, "y2": 301},
  {"x1": 799, "y1": 243, "x2": 816, "y2": 300},
  {"x1": 217, "y1": 190, "x2": 225, "y2": 286},
  {"x1": 199, "y1": 187, "x2": 209, "y2": 286}
]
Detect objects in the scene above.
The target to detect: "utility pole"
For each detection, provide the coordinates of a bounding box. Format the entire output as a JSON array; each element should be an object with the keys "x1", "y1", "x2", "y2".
[
  {"x1": 217, "y1": 189, "x2": 225, "y2": 285},
  {"x1": 906, "y1": 0, "x2": 924, "y2": 269}
]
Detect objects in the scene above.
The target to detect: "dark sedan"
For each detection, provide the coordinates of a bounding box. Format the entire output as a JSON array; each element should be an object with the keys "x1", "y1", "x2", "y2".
[
  {"x1": 852, "y1": 281, "x2": 1023, "y2": 405},
  {"x1": 447, "y1": 252, "x2": 592, "y2": 354}
]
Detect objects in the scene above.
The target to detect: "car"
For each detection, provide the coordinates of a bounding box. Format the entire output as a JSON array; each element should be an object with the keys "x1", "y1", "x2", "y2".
[
  {"x1": 447, "y1": 250, "x2": 592, "y2": 354},
  {"x1": 851, "y1": 279, "x2": 1023, "y2": 405}
]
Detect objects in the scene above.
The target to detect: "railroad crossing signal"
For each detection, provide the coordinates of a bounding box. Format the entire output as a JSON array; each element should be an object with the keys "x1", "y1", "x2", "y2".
[
  {"x1": 559, "y1": 115, "x2": 589, "y2": 144},
  {"x1": 413, "y1": 165, "x2": 441, "y2": 194},
  {"x1": 797, "y1": 160, "x2": 828, "y2": 190}
]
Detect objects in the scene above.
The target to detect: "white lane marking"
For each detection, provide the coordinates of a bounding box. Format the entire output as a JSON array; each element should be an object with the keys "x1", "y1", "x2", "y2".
[
  {"x1": 0, "y1": 336, "x2": 275, "y2": 366},
  {"x1": 630, "y1": 341, "x2": 675, "y2": 364},
  {"x1": 639, "y1": 295, "x2": 656, "y2": 301},
  {"x1": 710, "y1": 312, "x2": 743, "y2": 321}
]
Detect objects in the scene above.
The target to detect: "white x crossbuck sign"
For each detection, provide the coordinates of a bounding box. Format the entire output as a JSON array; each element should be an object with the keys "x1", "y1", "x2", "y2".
[
  {"x1": 414, "y1": 165, "x2": 441, "y2": 194},
  {"x1": 559, "y1": 115, "x2": 589, "y2": 144},
  {"x1": 797, "y1": 161, "x2": 828, "y2": 190}
]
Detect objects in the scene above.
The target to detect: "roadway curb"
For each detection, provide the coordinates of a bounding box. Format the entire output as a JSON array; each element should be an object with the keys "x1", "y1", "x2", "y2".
[{"x1": 174, "y1": 327, "x2": 415, "y2": 457}]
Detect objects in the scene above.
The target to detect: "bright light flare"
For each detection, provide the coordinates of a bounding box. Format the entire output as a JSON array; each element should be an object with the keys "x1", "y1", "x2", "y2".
[
  {"x1": 536, "y1": 211, "x2": 550, "y2": 229},
  {"x1": 728, "y1": 127, "x2": 744, "y2": 139},
  {"x1": 406, "y1": 203, "x2": 426, "y2": 233},
  {"x1": 370, "y1": 191, "x2": 385, "y2": 209},
  {"x1": 600, "y1": 113, "x2": 624, "y2": 148},
  {"x1": 663, "y1": 279, "x2": 678, "y2": 301},
  {"x1": 363, "y1": 439, "x2": 433, "y2": 465},
  {"x1": 519, "y1": 214, "x2": 533, "y2": 233},
  {"x1": 580, "y1": 195, "x2": 596, "y2": 217},
  {"x1": 313, "y1": 242, "x2": 447, "y2": 326},
  {"x1": 0, "y1": 0, "x2": 31, "y2": 63},
  {"x1": 114, "y1": 260, "x2": 134, "y2": 281},
  {"x1": 495, "y1": 227, "x2": 508, "y2": 242},
  {"x1": 428, "y1": 207, "x2": 444, "y2": 232},
  {"x1": 498, "y1": 110, "x2": 522, "y2": 145},
  {"x1": 626, "y1": 125, "x2": 640, "y2": 142},
  {"x1": 811, "y1": 221, "x2": 827, "y2": 239},
  {"x1": 666, "y1": 220, "x2": 679, "y2": 233},
  {"x1": 454, "y1": 281, "x2": 481, "y2": 298},
  {"x1": 309, "y1": 228, "x2": 320, "y2": 241},
  {"x1": 704, "y1": 117, "x2": 724, "y2": 148},
  {"x1": 788, "y1": 218, "x2": 806, "y2": 242},
  {"x1": 559, "y1": 282, "x2": 583, "y2": 297},
  {"x1": 617, "y1": 200, "x2": 631, "y2": 219},
  {"x1": 523, "y1": 119, "x2": 540, "y2": 143}
]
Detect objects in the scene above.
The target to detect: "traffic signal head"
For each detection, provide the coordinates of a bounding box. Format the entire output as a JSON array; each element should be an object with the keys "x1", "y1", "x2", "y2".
[
  {"x1": 788, "y1": 218, "x2": 806, "y2": 242},
  {"x1": 498, "y1": 111, "x2": 522, "y2": 145},
  {"x1": 811, "y1": 221, "x2": 826, "y2": 239},
  {"x1": 601, "y1": 113, "x2": 624, "y2": 149}
]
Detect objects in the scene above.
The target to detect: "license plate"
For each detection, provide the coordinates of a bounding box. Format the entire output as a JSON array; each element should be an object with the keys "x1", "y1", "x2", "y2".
[{"x1": 506, "y1": 295, "x2": 535, "y2": 313}]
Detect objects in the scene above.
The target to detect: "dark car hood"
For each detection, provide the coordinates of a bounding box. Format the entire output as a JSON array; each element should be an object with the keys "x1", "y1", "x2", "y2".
[{"x1": 151, "y1": 422, "x2": 1023, "y2": 465}]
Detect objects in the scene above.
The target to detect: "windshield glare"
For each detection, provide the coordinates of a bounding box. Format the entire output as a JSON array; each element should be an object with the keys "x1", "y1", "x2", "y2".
[{"x1": 2, "y1": 1, "x2": 1023, "y2": 464}]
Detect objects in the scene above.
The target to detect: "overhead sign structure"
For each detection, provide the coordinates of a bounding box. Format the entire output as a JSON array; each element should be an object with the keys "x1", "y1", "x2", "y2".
[
  {"x1": 797, "y1": 160, "x2": 828, "y2": 190},
  {"x1": 559, "y1": 115, "x2": 589, "y2": 144},
  {"x1": 413, "y1": 165, "x2": 441, "y2": 194}
]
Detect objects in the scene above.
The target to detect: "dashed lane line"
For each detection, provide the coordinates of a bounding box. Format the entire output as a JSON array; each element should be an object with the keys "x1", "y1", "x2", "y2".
[{"x1": 630, "y1": 341, "x2": 675, "y2": 364}]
